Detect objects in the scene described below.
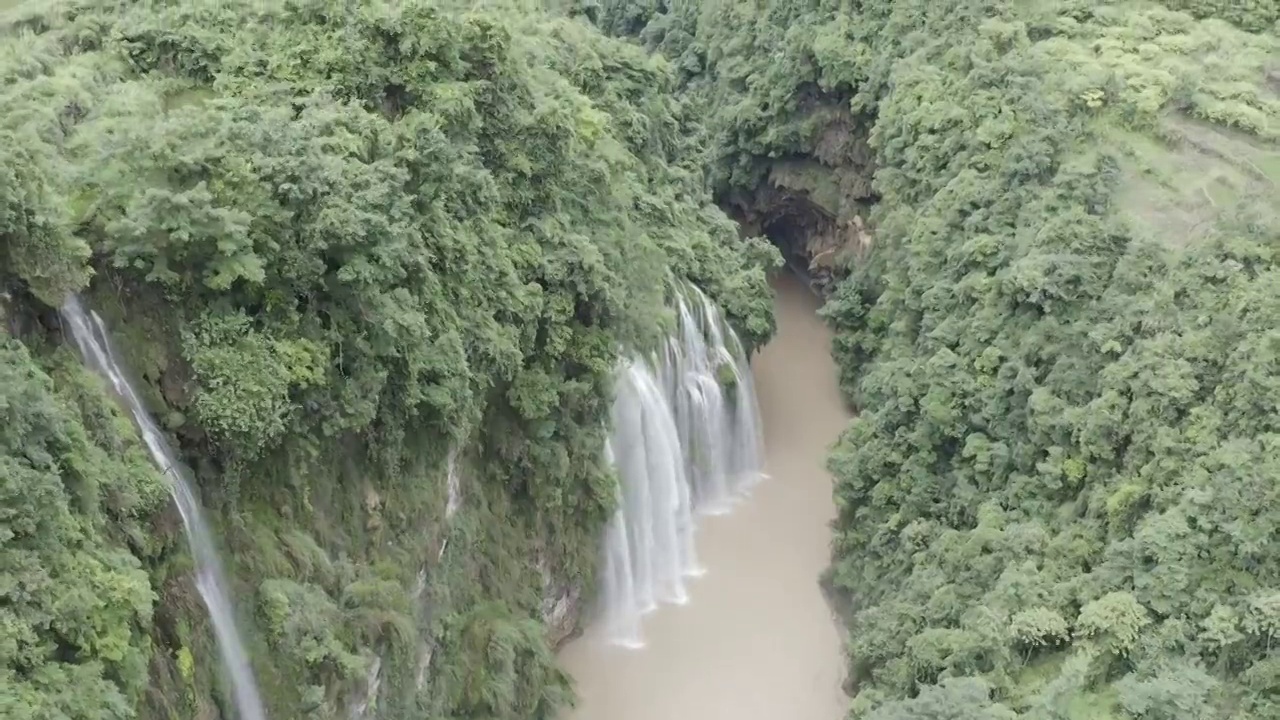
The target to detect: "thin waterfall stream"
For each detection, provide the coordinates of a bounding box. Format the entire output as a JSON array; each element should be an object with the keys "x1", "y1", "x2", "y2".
[{"x1": 60, "y1": 297, "x2": 268, "y2": 720}]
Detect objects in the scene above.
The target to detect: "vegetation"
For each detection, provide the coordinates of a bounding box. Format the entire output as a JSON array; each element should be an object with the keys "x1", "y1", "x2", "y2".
[
  {"x1": 587, "y1": 0, "x2": 1280, "y2": 717},
  {"x1": 5, "y1": 0, "x2": 1280, "y2": 718},
  {"x1": 0, "y1": 337, "x2": 172, "y2": 720},
  {"x1": 0, "y1": 1, "x2": 774, "y2": 718},
  {"x1": 819, "y1": 5, "x2": 1280, "y2": 716}
]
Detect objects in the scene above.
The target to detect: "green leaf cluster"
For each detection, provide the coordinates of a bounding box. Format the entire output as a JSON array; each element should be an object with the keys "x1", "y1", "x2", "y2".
[
  {"x1": 815, "y1": 3, "x2": 1279, "y2": 718},
  {"x1": 1158, "y1": 0, "x2": 1279, "y2": 33},
  {"x1": 0, "y1": 337, "x2": 170, "y2": 720}
]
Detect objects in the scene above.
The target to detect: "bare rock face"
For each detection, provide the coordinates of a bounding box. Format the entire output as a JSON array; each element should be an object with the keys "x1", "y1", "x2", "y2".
[
  {"x1": 1266, "y1": 68, "x2": 1280, "y2": 96},
  {"x1": 543, "y1": 588, "x2": 581, "y2": 647},
  {"x1": 808, "y1": 215, "x2": 873, "y2": 276},
  {"x1": 1, "y1": 290, "x2": 12, "y2": 335},
  {"x1": 348, "y1": 656, "x2": 383, "y2": 720},
  {"x1": 539, "y1": 553, "x2": 583, "y2": 648},
  {"x1": 725, "y1": 181, "x2": 873, "y2": 295},
  {"x1": 721, "y1": 104, "x2": 877, "y2": 294}
]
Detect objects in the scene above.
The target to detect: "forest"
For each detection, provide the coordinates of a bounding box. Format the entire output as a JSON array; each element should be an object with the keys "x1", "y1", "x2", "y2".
[
  {"x1": 0, "y1": 1, "x2": 775, "y2": 718},
  {"x1": 585, "y1": 0, "x2": 1280, "y2": 717},
  {"x1": 3, "y1": 0, "x2": 1279, "y2": 719}
]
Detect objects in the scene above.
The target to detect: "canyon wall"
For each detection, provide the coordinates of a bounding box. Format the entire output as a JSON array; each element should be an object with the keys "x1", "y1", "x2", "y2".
[{"x1": 0, "y1": 4, "x2": 778, "y2": 720}]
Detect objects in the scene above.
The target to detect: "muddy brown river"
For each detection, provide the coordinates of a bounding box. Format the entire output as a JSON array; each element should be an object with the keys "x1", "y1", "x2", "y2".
[{"x1": 558, "y1": 272, "x2": 849, "y2": 720}]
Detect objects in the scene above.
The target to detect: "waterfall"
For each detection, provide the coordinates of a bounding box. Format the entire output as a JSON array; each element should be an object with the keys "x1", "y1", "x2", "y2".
[
  {"x1": 598, "y1": 285, "x2": 766, "y2": 647},
  {"x1": 60, "y1": 296, "x2": 268, "y2": 720}
]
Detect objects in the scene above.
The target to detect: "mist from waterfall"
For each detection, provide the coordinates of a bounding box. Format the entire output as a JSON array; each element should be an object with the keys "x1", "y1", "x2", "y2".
[
  {"x1": 598, "y1": 284, "x2": 766, "y2": 647},
  {"x1": 60, "y1": 297, "x2": 268, "y2": 720}
]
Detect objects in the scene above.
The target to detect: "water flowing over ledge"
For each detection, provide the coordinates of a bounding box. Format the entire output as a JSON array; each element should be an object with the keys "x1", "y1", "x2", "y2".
[
  {"x1": 597, "y1": 284, "x2": 766, "y2": 648},
  {"x1": 60, "y1": 296, "x2": 269, "y2": 720}
]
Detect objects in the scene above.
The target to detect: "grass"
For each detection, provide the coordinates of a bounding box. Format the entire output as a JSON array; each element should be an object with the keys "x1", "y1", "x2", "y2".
[
  {"x1": 1105, "y1": 108, "x2": 1280, "y2": 248},
  {"x1": 1029, "y1": 1, "x2": 1280, "y2": 249},
  {"x1": 1010, "y1": 652, "x2": 1124, "y2": 720}
]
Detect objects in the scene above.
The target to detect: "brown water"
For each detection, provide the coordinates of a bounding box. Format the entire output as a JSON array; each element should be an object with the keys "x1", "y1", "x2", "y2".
[{"x1": 559, "y1": 272, "x2": 849, "y2": 720}]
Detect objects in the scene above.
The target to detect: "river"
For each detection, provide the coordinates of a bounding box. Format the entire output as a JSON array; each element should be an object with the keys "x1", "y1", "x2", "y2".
[{"x1": 558, "y1": 271, "x2": 849, "y2": 720}]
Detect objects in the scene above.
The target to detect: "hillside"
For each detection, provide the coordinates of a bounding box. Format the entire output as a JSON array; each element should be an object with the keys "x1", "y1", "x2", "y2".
[
  {"x1": 0, "y1": 2, "x2": 776, "y2": 719},
  {"x1": 586, "y1": 0, "x2": 1280, "y2": 717},
  {"x1": 4, "y1": 0, "x2": 1280, "y2": 719}
]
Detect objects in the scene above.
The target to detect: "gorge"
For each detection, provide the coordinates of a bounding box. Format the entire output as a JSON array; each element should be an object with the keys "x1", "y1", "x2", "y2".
[
  {"x1": 3, "y1": 2, "x2": 1280, "y2": 720},
  {"x1": 561, "y1": 272, "x2": 848, "y2": 720}
]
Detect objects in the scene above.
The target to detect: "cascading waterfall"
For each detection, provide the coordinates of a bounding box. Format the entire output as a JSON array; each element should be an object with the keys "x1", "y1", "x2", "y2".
[
  {"x1": 60, "y1": 297, "x2": 268, "y2": 720},
  {"x1": 598, "y1": 284, "x2": 766, "y2": 647},
  {"x1": 664, "y1": 284, "x2": 765, "y2": 511}
]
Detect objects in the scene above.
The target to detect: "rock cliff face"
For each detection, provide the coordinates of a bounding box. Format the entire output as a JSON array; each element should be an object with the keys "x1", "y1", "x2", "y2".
[
  {"x1": 541, "y1": 560, "x2": 584, "y2": 648},
  {"x1": 345, "y1": 448, "x2": 585, "y2": 720},
  {"x1": 721, "y1": 105, "x2": 877, "y2": 294},
  {"x1": 727, "y1": 188, "x2": 873, "y2": 295}
]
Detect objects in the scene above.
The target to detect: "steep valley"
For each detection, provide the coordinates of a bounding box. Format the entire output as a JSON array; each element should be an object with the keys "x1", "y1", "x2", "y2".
[{"x1": 3, "y1": 1, "x2": 1280, "y2": 720}]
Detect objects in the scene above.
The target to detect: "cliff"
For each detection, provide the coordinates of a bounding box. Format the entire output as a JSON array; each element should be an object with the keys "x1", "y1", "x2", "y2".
[
  {"x1": 0, "y1": 2, "x2": 777, "y2": 719},
  {"x1": 588, "y1": 0, "x2": 1280, "y2": 717},
  {"x1": 8, "y1": 0, "x2": 1280, "y2": 719}
]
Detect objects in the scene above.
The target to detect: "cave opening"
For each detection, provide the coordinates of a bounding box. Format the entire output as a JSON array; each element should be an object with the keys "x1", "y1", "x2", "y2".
[
  {"x1": 723, "y1": 187, "x2": 876, "y2": 297},
  {"x1": 762, "y1": 204, "x2": 827, "y2": 287}
]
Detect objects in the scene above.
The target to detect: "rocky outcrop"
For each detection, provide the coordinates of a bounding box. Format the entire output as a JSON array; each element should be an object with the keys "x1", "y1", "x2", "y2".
[
  {"x1": 540, "y1": 554, "x2": 583, "y2": 648},
  {"x1": 349, "y1": 449, "x2": 458, "y2": 720},
  {"x1": 348, "y1": 656, "x2": 382, "y2": 720},
  {"x1": 346, "y1": 447, "x2": 586, "y2": 720},
  {"x1": 721, "y1": 104, "x2": 877, "y2": 294},
  {"x1": 725, "y1": 176, "x2": 874, "y2": 295}
]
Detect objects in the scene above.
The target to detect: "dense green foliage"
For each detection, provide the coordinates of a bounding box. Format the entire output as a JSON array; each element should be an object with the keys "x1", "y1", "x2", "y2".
[
  {"x1": 588, "y1": 0, "x2": 1280, "y2": 718},
  {"x1": 1158, "y1": 0, "x2": 1278, "y2": 33},
  {"x1": 0, "y1": 1, "x2": 775, "y2": 718},
  {"x1": 0, "y1": 337, "x2": 172, "y2": 720},
  {"x1": 6, "y1": 0, "x2": 1279, "y2": 718},
  {"x1": 818, "y1": 5, "x2": 1280, "y2": 716}
]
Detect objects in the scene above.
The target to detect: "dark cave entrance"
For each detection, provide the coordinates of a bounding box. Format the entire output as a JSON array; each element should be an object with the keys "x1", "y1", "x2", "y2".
[
  {"x1": 721, "y1": 186, "x2": 876, "y2": 297},
  {"x1": 761, "y1": 204, "x2": 828, "y2": 288}
]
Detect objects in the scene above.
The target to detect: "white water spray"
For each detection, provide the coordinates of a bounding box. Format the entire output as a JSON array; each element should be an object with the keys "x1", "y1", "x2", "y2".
[
  {"x1": 61, "y1": 297, "x2": 268, "y2": 720},
  {"x1": 598, "y1": 285, "x2": 766, "y2": 647}
]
